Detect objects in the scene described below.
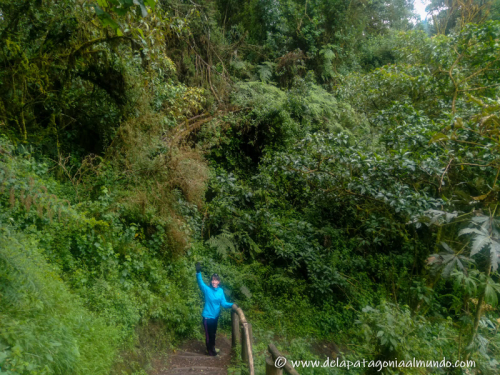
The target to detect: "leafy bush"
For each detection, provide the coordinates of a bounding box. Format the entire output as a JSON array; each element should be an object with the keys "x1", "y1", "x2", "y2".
[
  {"x1": 344, "y1": 302, "x2": 457, "y2": 374},
  {"x1": 0, "y1": 226, "x2": 121, "y2": 375},
  {"x1": 0, "y1": 135, "x2": 203, "y2": 373}
]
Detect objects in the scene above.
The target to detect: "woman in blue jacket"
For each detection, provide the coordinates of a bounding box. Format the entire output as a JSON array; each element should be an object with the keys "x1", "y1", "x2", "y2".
[{"x1": 196, "y1": 262, "x2": 237, "y2": 356}]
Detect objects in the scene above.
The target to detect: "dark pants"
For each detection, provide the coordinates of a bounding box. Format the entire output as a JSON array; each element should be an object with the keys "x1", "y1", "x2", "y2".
[{"x1": 203, "y1": 316, "x2": 219, "y2": 356}]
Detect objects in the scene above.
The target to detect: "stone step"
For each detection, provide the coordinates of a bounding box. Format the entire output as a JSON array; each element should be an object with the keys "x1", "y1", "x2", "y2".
[
  {"x1": 175, "y1": 351, "x2": 206, "y2": 357},
  {"x1": 159, "y1": 335, "x2": 232, "y2": 375}
]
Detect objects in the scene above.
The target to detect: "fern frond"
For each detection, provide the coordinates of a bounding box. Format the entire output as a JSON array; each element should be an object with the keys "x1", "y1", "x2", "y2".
[{"x1": 206, "y1": 230, "x2": 237, "y2": 258}]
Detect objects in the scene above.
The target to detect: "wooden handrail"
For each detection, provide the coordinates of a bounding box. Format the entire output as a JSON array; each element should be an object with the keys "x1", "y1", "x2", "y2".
[
  {"x1": 268, "y1": 343, "x2": 300, "y2": 375},
  {"x1": 230, "y1": 307, "x2": 301, "y2": 375},
  {"x1": 231, "y1": 305, "x2": 255, "y2": 375}
]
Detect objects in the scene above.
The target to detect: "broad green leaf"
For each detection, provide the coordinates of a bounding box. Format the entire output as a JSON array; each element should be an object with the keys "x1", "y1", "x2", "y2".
[
  {"x1": 133, "y1": 0, "x2": 148, "y2": 17},
  {"x1": 456, "y1": 258, "x2": 466, "y2": 272},
  {"x1": 135, "y1": 28, "x2": 145, "y2": 39},
  {"x1": 96, "y1": 0, "x2": 109, "y2": 7},
  {"x1": 94, "y1": 6, "x2": 121, "y2": 30},
  {"x1": 490, "y1": 240, "x2": 500, "y2": 272},
  {"x1": 440, "y1": 242, "x2": 454, "y2": 253},
  {"x1": 429, "y1": 132, "x2": 449, "y2": 143},
  {"x1": 458, "y1": 227, "x2": 483, "y2": 236},
  {"x1": 484, "y1": 283, "x2": 498, "y2": 307},
  {"x1": 472, "y1": 194, "x2": 488, "y2": 201},
  {"x1": 144, "y1": 0, "x2": 156, "y2": 11},
  {"x1": 94, "y1": 4, "x2": 105, "y2": 16},
  {"x1": 442, "y1": 257, "x2": 457, "y2": 278},
  {"x1": 472, "y1": 216, "x2": 490, "y2": 224},
  {"x1": 470, "y1": 235, "x2": 491, "y2": 257},
  {"x1": 102, "y1": 17, "x2": 121, "y2": 30},
  {"x1": 115, "y1": 7, "x2": 129, "y2": 16},
  {"x1": 465, "y1": 277, "x2": 477, "y2": 294}
]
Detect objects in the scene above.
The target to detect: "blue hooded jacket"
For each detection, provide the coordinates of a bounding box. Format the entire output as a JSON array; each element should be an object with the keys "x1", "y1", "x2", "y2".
[{"x1": 197, "y1": 272, "x2": 233, "y2": 319}]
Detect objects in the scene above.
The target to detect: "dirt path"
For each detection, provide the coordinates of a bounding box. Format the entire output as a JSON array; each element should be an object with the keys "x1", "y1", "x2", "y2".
[{"x1": 151, "y1": 333, "x2": 233, "y2": 375}]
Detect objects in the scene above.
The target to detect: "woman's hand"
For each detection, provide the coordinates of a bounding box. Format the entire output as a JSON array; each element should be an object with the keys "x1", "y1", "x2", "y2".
[
  {"x1": 196, "y1": 262, "x2": 202, "y2": 273},
  {"x1": 232, "y1": 303, "x2": 238, "y2": 310}
]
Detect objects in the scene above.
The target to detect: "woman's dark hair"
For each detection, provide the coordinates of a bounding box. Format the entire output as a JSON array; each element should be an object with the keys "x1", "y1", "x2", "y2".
[{"x1": 211, "y1": 273, "x2": 220, "y2": 282}]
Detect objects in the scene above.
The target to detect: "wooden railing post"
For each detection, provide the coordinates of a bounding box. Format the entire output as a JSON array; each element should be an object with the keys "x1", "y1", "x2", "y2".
[
  {"x1": 241, "y1": 324, "x2": 248, "y2": 362},
  {"x1": 244, "y1": 323, "x2": 254, "y2": 374},
  {"x1": 241, "y1": 322, "x2": 253, "y2": 361},
  {"x1": 241, "y1": 323, "x2": 250, "y2": 361},
  {"x1": 266, "y1": 356, "x2": 283, "y2": 375},
  {"x1": 247, "y1": 323, "x2": 253, "y2": 350},
  {"x1": 233, "y1": 306, "x2": 254, "y2": 375},
  {"x1": 231, "y1": 308, "x2": 240, "y2": 348}
]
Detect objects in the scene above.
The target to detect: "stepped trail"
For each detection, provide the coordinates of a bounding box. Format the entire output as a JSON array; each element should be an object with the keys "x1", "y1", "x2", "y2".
[{"x1": 151, "y1": 334, "x2": 233, "y2": 375}]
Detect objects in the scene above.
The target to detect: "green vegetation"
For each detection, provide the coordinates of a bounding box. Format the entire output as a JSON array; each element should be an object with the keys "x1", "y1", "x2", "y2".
[{"x1": 0, "y1": 0, "x2": 499, "y2": 374}]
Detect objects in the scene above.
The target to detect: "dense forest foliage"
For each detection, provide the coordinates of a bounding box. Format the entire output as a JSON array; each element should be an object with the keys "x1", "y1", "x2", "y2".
[{"x1": 1, "y1": 0, "x2": 500, "y2": 374}]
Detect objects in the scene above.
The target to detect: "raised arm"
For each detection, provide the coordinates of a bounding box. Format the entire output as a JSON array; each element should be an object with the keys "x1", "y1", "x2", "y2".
[{"x1": 196, "y1": 263, "x2": 208, "y2": 294}]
